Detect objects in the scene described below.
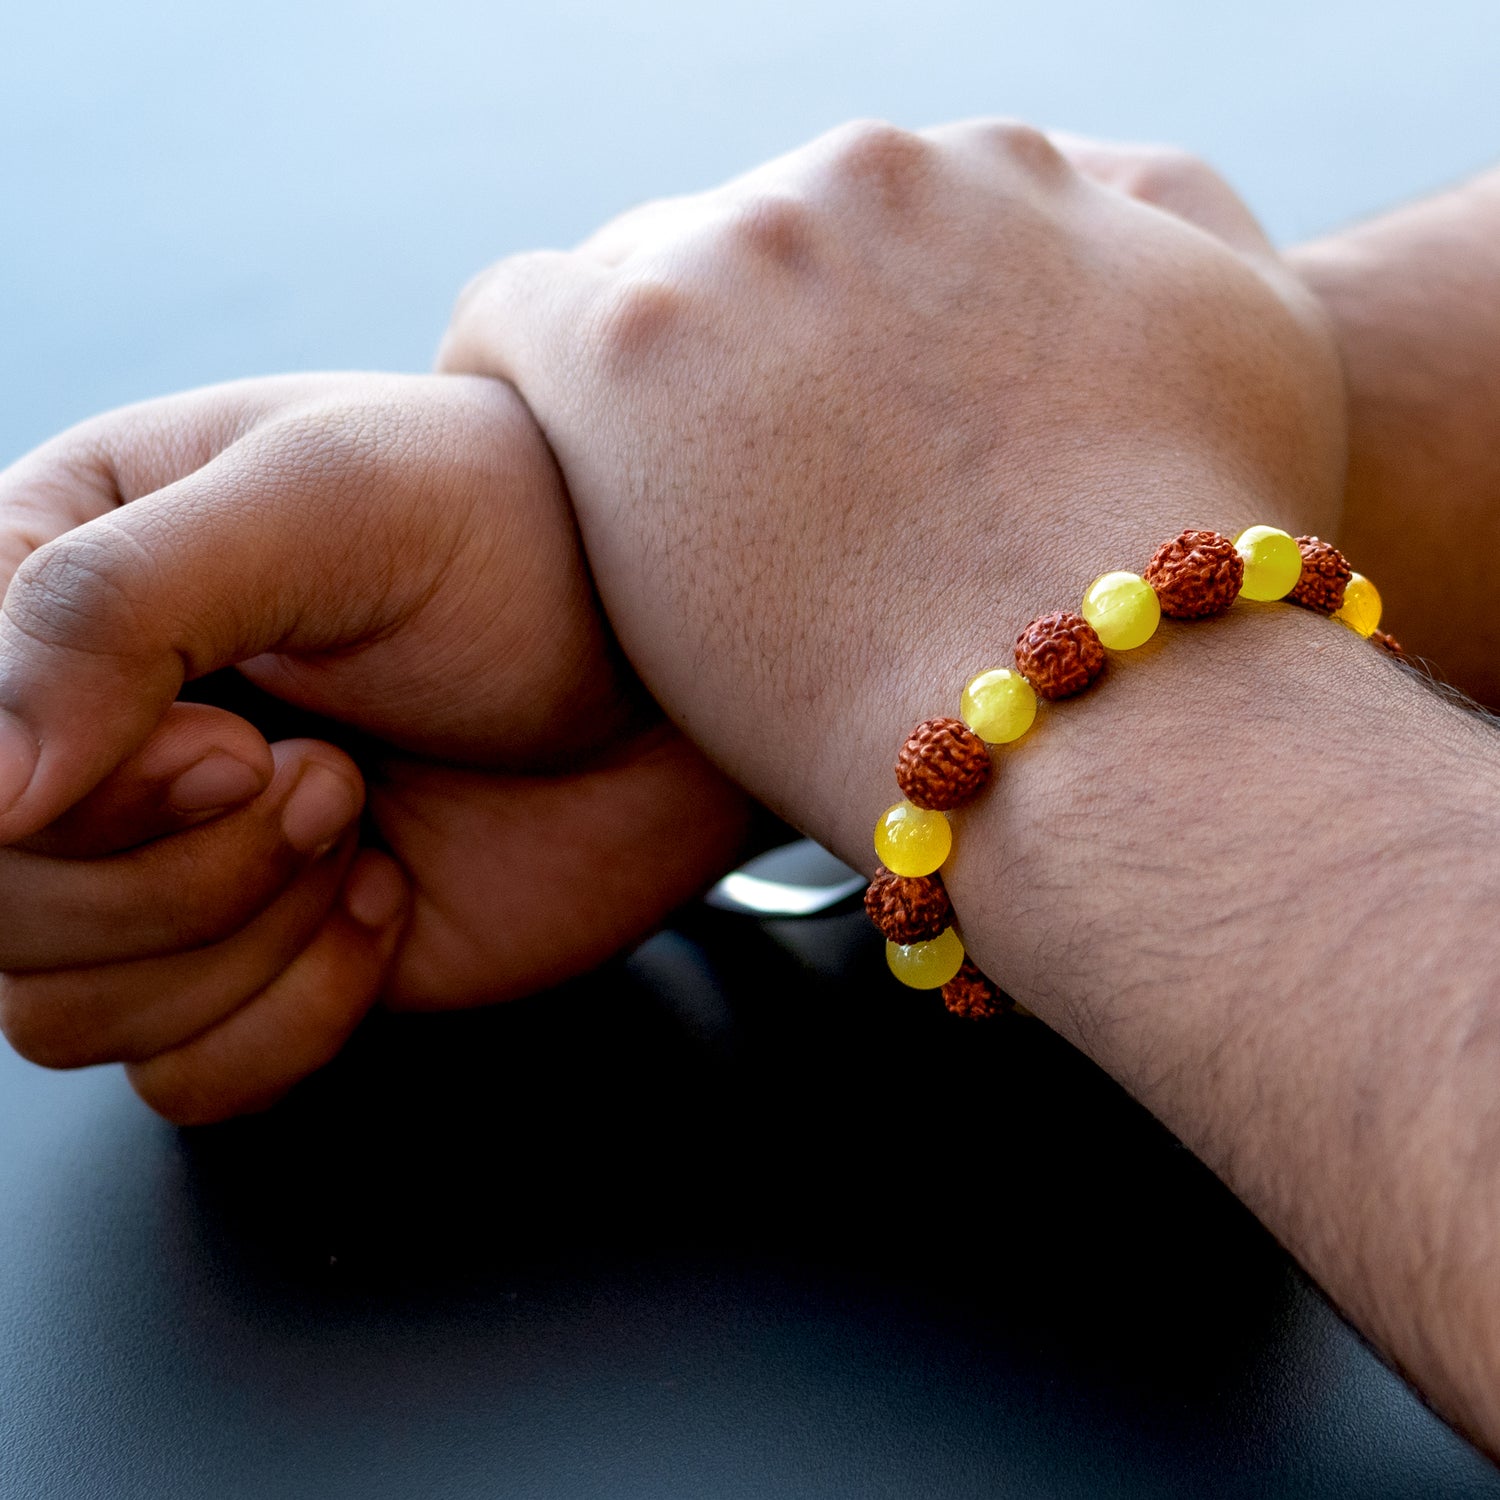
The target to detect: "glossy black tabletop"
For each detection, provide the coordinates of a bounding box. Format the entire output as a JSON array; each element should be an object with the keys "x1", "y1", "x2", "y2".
[
  {"x1": 4, "y1": 903, "x2": 1498, "y2": 1497},
  {"x1": 3, "y1": 2, "x2": 1500, "y2": 1494}
]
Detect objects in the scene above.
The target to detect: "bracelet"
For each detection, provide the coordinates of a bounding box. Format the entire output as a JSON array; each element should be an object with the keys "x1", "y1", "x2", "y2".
[{"x1": 864, "y1": 526, "x2": 1404, "y2": 1020}]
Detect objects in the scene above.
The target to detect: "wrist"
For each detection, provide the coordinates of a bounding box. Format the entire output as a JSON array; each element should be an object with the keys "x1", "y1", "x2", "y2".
[
  {"x1": 938, "y1": 589, "x2": 1500, "y2": 1447},
  {"x1": 947, "y1": 602, "x2": 1452, "y2": 1037}
]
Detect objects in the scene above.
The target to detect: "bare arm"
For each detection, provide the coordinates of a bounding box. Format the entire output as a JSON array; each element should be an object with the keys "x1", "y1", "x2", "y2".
[
  {"x1": 1291, "y1": 167, "x2": 1500, "y2": 707},
  {"x1": 953, "y1": 603, "x2": 1500, "y2": 1452},
  {"x1": 439, "y1": 120, "x2": 1500, "y2": 1454}
]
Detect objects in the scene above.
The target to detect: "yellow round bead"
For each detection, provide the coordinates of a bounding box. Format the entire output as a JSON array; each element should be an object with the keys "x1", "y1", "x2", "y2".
[
  {"x1": 960, "y1": 667, "x2": 1038, "y2": 744},
  {"x1": 886, "y1": 927, "x2": 966, "y2": 989},
  {"x1": 1335, "y1": 572, "x2": 1382, "y2": 638},
  {"x1": 1235, "y1": 525, "x2": 1303, "y2": 601},
  {"x1": 874, "y1": 800, "x2": 952, "y2": 877},
  {"x1": 1080, "y1": 570, "x2": 1161, "y2": 651}
]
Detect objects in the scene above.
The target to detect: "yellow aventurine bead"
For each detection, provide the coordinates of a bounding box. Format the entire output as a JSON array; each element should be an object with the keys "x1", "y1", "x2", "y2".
[
  {"x1": 1080, "y1": 570, "x2": 1161, "y2": 651},
  {"x1": 886, "y1": 927, "x2": 966, "y2": 989},
  {"x1": 874, "y1": 800, "x2": 952, "y2": 877},
  {"x1": 1335, "y1": 572, "x2": 1382, "y2": 637},
  {"x1": 960, "y1": 667, "x2": 1038, "y2": 744},
  {"x1": 1235, "y1": 525, "x2": 1303, "y2": 601}
]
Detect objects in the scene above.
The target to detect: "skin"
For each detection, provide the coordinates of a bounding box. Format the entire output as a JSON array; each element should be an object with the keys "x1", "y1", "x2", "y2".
[
  {"x1": 436, "y1": 118, "x2": 1348, "y2": 838},
  {"x1": 1052, "y1": 142, "x2": 1500, "y2": 708},
  {"x1": 0, "y1": 374, "x2": 751, "y2": 1122},
  {"x1": 434, "y1": 122, "x2": 1500, "y2": 1453},
  {"x1": 4, "y1": 117, "x2": 1500, "y2": 1449},
  {"x1": 1289, "y1": 166, "x2": 1500, "y2": 707}
]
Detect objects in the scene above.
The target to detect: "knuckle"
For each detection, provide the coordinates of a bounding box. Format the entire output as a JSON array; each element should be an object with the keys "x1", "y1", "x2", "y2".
[
  {"x1": 1125, "y1": 145, "x2": 1215, "y2": 200},
  {"x1": 4, "y1": 523, "x2": 161, "y2": 659},
  {"x1": 728, "y1": 193, "x2": 815, "y2": 269},
  {"x1": 825, "y1": 118, "x2": 932, "y2": 186},
  {"x1": 929, "y1": 118, "x2": 1066, "y2": 179},
  {"x1": 982, "y1": 119, "x2": 1065, "y2": 174},
  {"x1": 590, "y1": 274, "x2": 691, "y2": 368}
]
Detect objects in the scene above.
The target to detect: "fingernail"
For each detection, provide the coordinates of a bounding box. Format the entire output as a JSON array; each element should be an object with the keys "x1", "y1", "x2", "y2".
[
  {"x1": 0, "y1": 708, "x2": 38, "y2": 816},
  {"x1": 344, "y1": 856, "x2": 406, "y2": 929},
  {"x1": 167, "y1": 753, "x2": 267, "y2": 813},
  {"x1": 281, "y1": 764, "x2": 363, "y2": 854}
]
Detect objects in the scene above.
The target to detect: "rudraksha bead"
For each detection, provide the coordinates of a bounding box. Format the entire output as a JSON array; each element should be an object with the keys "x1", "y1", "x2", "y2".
[
  {"x1": 941, "y1": 960, "x2": 1005, "y2": 1020},
  {"x1": 1013, "y1": 611, "x2": 1105, "y2": 700},
  {"x1": 1371, "y1": 630, "x2": 1406, "y2": 660},
  {"x1": 895, "y1": 716, "x2": 992, "y2": 811},
  {"x1": 864, "y1": 866, "x2": 953, "y2": 945},
  {"x1": 1288, "y1": 535, "x2": 1352, "y2": 614},
  {"x1": 1142, "y1": 529, "x2": 1243, "y2": 619}
]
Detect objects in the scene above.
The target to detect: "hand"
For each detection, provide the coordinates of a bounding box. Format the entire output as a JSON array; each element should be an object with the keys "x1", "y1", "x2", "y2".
[
  {"x1": 437, "y1": 118, "x2": 1346, "y2": 868},
  {"x1": 1041, "y1": 132, "x2": 1280, "y2": 254},
  {"x1": 1057, "y1": 138, "x2": 1500, "y2": 708},
  {"x1": 0, "y1": 374, "x2": 751, "y2": 1122},
  {"x1": 1288, "y1": 164, "x2": 1500, "y2": 706},
  {"x1": 433, "y1": 122, "x2": 1500, "y2": 1453}
]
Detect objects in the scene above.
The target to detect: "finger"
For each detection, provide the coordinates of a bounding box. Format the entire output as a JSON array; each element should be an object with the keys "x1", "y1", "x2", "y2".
[
  {"x1": 124, "y1": 849, "x2": 408, "y2": 1126},
  {"x1": 1044, "y1": 131, "x2": 1274, "y2": 255},
  {"x1": 0, "y1": 829, "x2": 356, "y2": 1069},
  {"x1": 0, "y1": 374, "x2": 363, "y2": 596},
  {"x1": 0, "y1": 738, "x2": 364, "y2": 971},
  {"x1": 0, "y1": 377, "x2": 331, "y2": 839},
  {"x1": 0, "y1": 375, "x2": 480, "y2": 843},
  {"x1": 19, "y1": 700, "x2": 272, "y2": 859}
]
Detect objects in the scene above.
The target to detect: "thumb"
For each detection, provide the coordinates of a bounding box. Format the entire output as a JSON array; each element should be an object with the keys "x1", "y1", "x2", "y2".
[{"x1": 0, "y1": 376, "x2": 450, "y2": 844}]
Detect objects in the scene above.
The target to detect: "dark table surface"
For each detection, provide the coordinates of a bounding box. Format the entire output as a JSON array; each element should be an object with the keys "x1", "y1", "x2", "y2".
[{"x1": 4, "y1": 2, "x2": 1500, "y2": 1495}]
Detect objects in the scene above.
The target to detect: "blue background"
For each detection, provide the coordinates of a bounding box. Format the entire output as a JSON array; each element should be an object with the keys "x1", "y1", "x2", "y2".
[
  {"x1": 3, "y1": 0, "x2": 1497, "y2": 464},
  {"x1": 4, "y1": 4, "x2": 1500, "y2": 1494}
]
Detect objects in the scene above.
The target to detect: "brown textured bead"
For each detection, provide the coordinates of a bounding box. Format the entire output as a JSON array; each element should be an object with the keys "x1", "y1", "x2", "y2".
[
  {"x1": 864, "y1": 867, "x2": 953, "y2": 945},
  {"x1": 895, "y1": 716, "x2": 992, "y2": 811},
  {"x1": 1287, "y1": 536, "x2": 1352, "y2": 614},
  {"x1": 1142, "y1": 529, "x2": 1244, "y2": 619},
  {"x1": 1013, "y1": 611, "x2": 1105, "y2": 700},
  {"x1": 941, "y1": 960, "x2": 1006, "y2": 1020},
  {"x1": 1371, "y1": 630, "x2": 1407, "y2": 660}
]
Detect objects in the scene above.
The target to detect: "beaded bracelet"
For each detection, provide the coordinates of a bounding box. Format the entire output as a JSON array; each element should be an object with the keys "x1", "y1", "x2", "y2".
[{"x1": 864, "y1": 526, "x2": 1404, "y2": 1020}]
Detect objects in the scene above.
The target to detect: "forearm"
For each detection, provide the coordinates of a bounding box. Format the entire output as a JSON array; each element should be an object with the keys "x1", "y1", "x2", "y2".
[
  {"x1": 439, "y1": 116, "x2": 1500, "y2": 1447},
  {"x1": 954, "y1": 604, "x2": 1500, "y2": 1444},
  {"x1": 681, "y1": 509, "x2": 1500, "y2": 1444},
  {"x1": 808, "y1": 594, "x2": 1500, "y2": 1451},
  {"x1": 1289, "y1": 167, "x2": 1500, "y2": 707}
]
